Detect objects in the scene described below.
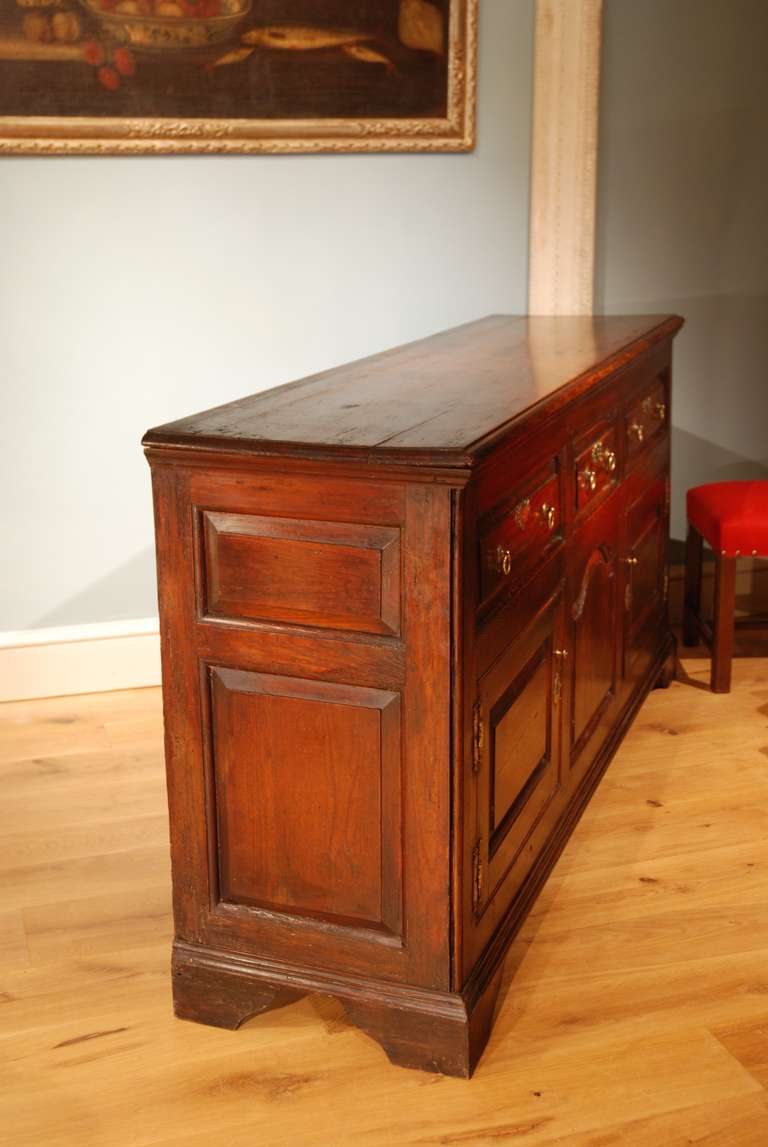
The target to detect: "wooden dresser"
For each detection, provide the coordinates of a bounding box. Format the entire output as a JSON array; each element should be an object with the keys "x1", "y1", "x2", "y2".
[{"x1": 144, "y1": 314, "x2": 683, "y2": 1077}]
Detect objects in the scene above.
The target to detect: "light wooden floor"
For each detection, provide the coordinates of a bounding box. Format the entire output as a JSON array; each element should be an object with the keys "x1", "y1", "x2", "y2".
[{"x1": 2, "y1": 650, "x2": 768, "y2": 1146}]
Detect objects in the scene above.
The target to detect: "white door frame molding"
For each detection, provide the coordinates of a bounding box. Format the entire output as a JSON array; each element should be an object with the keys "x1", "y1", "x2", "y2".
[{"x1": 528, "y1": 0, "x2": 603, "y2": 315}]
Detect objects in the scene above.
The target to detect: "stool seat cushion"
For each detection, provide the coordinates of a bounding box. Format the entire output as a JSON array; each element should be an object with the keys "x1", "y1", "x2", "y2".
[{"x1": 687, "y1": 480, "x2": 768, "y2": 556}]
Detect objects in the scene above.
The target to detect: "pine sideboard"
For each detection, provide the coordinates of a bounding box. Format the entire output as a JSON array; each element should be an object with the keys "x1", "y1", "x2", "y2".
[{"x1": 143, "y1": 314, "x2": 684, "y2": 1077}]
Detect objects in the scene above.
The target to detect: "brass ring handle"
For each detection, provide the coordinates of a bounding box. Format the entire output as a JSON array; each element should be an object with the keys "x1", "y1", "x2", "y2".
[
  {"x1": 579, "y1": 467, "x2": 597, "y2": 492},
  {"x1": 629, "y1": 422, "x2": 644, "y2": 443},
  {"x1": 497, "y1": 546, "x2": 512, "y2": 576},
  {"x1": 540, "y1": 503, "x2": 557, "y2": 531}
]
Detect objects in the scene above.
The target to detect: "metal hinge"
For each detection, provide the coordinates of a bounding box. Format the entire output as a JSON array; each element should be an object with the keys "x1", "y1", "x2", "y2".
[
  {"x1": 665, "y1": 476, "x2": 671, "y2": 515},
  {"x1": 472, "y1": 840, "x2": 483, "y2": 915},
  {"x1": 472, "y1": 700, "x2": 484, "y2": 774},
  {"x1": 663, "y1": 567, "x2": 669, "y2": 601}
]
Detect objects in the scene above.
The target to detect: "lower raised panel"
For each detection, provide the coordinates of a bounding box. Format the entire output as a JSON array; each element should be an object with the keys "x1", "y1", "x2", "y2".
[
  {"x1": 571, "y1": 544, "x2": 618, "y2": 759},
  {"x1": 623, "y1": 474, "x2": 667, "y2": 683},
  {"x1": 569, "y1": 495, "x2": 621, "y2": 772},
  {"x1": 207, "y1": 665, "x2": 402, "y2": 935},
  {"x1": 474, "y1": 584, "x2": 565, "y2": 918}
]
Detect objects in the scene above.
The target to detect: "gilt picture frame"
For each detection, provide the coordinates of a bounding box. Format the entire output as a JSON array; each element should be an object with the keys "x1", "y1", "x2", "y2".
[{"x1": 0, "y1": 0, "x2": 476, "y2": 154}]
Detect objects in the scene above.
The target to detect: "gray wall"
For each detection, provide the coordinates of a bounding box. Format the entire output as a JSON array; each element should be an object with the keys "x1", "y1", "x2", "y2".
[
  {"x1": 0, "y1": 0, "x2": 534, "y2": 631},
  {"x1": 597, "y1": 0, "x2": 768, "y2": 545}
]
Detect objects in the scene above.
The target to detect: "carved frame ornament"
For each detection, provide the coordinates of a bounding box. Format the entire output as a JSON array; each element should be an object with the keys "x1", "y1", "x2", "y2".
[{"x1": 0, "y1": 0, "x2": 476, "y2": 155}]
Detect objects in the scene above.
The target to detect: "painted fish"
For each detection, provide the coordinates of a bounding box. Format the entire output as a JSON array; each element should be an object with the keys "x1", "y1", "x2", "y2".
[
  {"x1": 210, "y1": 45, "x2": 254, "y2": 66},
  {"x1": 343, "y1": 44, "x2": 395, "y2": 73},
  {"x1": 241, "y1": 25, "x2": 373, "y2": 51}
]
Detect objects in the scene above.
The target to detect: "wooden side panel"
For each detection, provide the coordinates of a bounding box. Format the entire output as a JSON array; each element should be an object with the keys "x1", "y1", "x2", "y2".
[
  {"x1": 201, "y1": 512, "x2": 400, "y2": 636},
  {"x1": 152, "y1": 463, "x2": 452, "y2": 990}
]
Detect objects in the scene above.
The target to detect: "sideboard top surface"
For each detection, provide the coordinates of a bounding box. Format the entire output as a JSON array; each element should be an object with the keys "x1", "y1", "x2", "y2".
[{"x1": 144, "y1": 314, "x2": 683, "y2": 468}]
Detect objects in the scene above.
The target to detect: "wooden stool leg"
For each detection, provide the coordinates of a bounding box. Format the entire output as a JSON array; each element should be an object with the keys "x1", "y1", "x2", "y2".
[
  {"x1": 711, "y1": 553, "x2": 736, "y2": 693},
  {"x1": 683, "y1": 525, "x2": 704, "y2": 646}
]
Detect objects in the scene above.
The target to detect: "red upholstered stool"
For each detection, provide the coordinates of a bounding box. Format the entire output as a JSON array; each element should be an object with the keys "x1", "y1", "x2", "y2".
[{"x1": 683, "y1": 480, "x2": 768, "y2": 692}]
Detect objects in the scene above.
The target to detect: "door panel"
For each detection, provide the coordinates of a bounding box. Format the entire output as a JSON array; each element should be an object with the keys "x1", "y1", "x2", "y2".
[
  {"x1": 473, "y1": 584, "x2": 566, "y2": 919},
  {"x1": 623, "y1": 473, "x2": 667, "y2": 683},
  {"x1": 569, "y1": 499, "x2": 621, "y2": 773}
]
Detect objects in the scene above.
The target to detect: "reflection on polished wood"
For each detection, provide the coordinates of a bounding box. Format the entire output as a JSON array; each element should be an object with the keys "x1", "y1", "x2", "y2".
[{"x1": 1, "y1": 648, "x2": 767, "y2": 1144}]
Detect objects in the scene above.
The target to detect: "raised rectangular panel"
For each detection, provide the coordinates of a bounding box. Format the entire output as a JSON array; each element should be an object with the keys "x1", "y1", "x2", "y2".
[
  {"x1": 624, "y1": 474, "x2": 667, "y2": 680},
  {"x1": 201, "y1": 513, "x2": 400, "y2": 636},
  {"x1": 208, "y1": 666, "x2": 402, "y2": 934},
  {"x1": 571, "y1": 544, "x2": 618, "y2": 760},
  {"x1": 473, "y1": 586, "x2": 565, "y2": 926},
  {"x1": 490, "y1": 650, "x2": 552, "y2": 853},
  {"x1": 569, "y1": 497, "x2": 621, "y2": 771}
]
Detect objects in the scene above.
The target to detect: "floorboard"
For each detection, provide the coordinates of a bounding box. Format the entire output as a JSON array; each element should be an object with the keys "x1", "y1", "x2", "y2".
[{"x1": 1, "y1": 648, "x2": 766, "y2": 1146}]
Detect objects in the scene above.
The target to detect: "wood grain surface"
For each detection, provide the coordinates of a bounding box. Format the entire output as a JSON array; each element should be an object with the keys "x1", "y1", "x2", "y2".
[
  {"x1": 143, "y1": 315, "x2": 683, "y2": 464},
  {"x1": 1, "y1": 643, "x2": 767, "y2": 1144}
]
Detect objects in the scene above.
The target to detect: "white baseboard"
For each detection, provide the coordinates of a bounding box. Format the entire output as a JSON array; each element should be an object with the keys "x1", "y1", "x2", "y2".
[{"x1": 0, "y1": 617, "x2": 161, "y2": 703}]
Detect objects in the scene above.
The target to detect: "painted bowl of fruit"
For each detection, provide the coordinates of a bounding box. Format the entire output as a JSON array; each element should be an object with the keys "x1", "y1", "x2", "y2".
[{"x1": 79, "y1": 0, "x2": 251, "y2": 51}]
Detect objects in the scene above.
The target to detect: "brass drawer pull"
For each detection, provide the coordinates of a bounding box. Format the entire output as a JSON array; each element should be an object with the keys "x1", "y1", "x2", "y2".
[
  {"x1": 642, "y1": 395, "x2": 666, "y2": 421},
  {"x1": 623, "y1": 556, "x2": 639, "y2": 566},
  {"x1": 579, "y1": 466, "x2": 597, "y2": 492},
  {"x1": 591, "y1": 440, "x2": 617, "y2": 473},
  {"x1": 513, "y1": 498, "x2": 531, "y2": 530},
  {"x1": 540, "y1": 503, "x2": 557, "y2": 531},
  {"x1": 628, "y1": 422, "x2": 644, "y2": 443},
  {"x1": 496, "y1": 546, "x2": 512, "y2": 576}
]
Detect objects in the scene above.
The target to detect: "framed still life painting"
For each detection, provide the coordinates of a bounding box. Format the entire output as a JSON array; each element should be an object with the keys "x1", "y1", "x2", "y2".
[{"x1": 0, "y1": 0, "x2": 476, "y2": 153}]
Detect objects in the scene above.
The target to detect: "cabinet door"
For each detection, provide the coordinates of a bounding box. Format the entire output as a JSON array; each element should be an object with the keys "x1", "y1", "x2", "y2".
[
  {"x1": 472, "y1": 583, "x2": 566, "y2": 922},
  {"x1": 623, "y1": 473, "x2": 668, "y2": 684},
  {"x1": 569, "y1": 498, "x2": 621, "y2": 775}
]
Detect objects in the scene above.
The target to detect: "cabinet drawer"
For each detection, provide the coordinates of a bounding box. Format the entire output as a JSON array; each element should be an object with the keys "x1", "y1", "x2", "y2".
[
  {"x1": 626, "y1": 377, "x2": 668, "y2": 461},
  {"x1": 478, "y1": 465, "x2": 562, "y2": 612},
  {"x1": 574, "y1": 423, "x2": 619, "y2": 518}
]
